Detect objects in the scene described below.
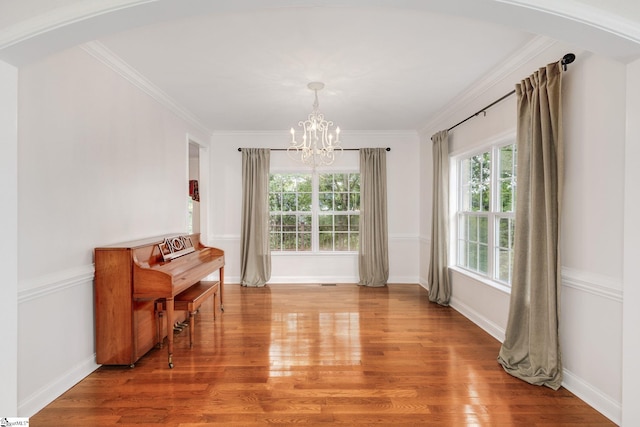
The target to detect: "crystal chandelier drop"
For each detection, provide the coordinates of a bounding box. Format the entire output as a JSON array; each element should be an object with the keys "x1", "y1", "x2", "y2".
[{"x1": 288, "y1": 82, "x2": 342, "y2": 167}]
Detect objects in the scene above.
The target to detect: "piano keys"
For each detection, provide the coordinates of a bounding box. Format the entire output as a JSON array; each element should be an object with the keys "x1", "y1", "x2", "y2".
[{"x1": 94, "y1": 233, "x2": 224, "y2": 367}]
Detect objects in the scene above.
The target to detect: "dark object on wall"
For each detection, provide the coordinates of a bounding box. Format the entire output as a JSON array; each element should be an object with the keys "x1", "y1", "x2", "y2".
[{"x1": 189, "y1": 180, "x2": 199, "y2": 201}]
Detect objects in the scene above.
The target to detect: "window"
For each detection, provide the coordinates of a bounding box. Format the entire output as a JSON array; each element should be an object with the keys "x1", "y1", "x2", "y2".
[
  {"x1": 456, "y1": 143, "x2": 516, "y2": 285},
  {"x1": 269, "y1": 172, "x2": 360, "y2": 252}
]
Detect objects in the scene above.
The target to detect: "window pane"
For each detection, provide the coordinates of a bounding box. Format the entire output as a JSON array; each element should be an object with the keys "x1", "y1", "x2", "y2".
[
  {"x1": 468, "y1": 152, "x2": 491, "y2": 212},
  {"x1": 471, "y1": 191, "x2": 480, "y2": 211},
  {"x1": 269, "y1": 174, "x2": 283, "y2": 192},
  {"x1": 282, "y1": 175, "x2": 297, "y2": 192},
  {"x1": 498, "y1": 144, "x2": 517, "y2": 213},
  {"x1": 497, "y1": 249, "x2": 511, "y2": 282},
  {"x1": 283, "y1": 233, "x2": 296, "y2": 250},
  {"x1": 349, "y1": 193, "x2": 360, "y2": 211},
  {"x1": 282, "y1": 215, "x2": 296, "y2": 233},
  {"x1": 479, "y1": 244, "x2": 488, "y2": 273},
  {"x1": 461, "y1": 184, "x2": 471, "y2": 212},
  {"x1": 298, "y1": 192, "x2": 312, "y2": 211},
  {"x1": 349, "y1": 233, "x2": 359, "y2": 251},
  {"x1": 298, "y1": 233, "x2": 311, "y2": 251},
  {"x1": 458, "y1": 240, "x2": 467, "y2": 267},
  {"x1": 334, "y1": 193, "x2": 349, "y2": 211},
  {"x1": 350, "y1": 215, "x2": 359, "y2": 231},
  {"x1": 298, "y1": 214, "x2": 312, "y2": 232},
  {"x1": 319, "y1": 232, "x2": 333, "y2": 251},
  {"x1": 319, "y1": 174, "x2": 333, "y2": 192},
  {"x1": 460, "y1": 158, "x2": 470, "y2": 185},
  {"x1": 335, "y1": 233, "x2": 348, "y2": 250},
  {"x1": 500, "y1": 145, "x2": 515, "y2": 179},
  {"x1": 319, "y1": 193, "x2": 333, "y2": 211},
  {"x1": 335, "y1": 215, "x2": 349, "y2": 231},
  {"x1": 318, "y1": 215, "x2": 333, "y2": 231},
  {"x1": 270, "y1": 214, "x2": 282, "y2": 232},
  {"x1": 469, "y1": 242, "x2": 478, "y2": 270},
  {"x1": 270, "y1": 233, "x2": 281, "y2": 251},
  {"x1": 269, "y1": 193, "x2": 281, "y2": 211},
  {"x1": 498, "y1": 218, "x2": 510, "y2": 248},
  {"x1": 334, "y1": 174, "x2": 348, "y2": 191},
  {"x1": 282, "y1": 193, "x2": 296, "y2": 211},
  {"x1": 468, "y1": 216, "x2": 478, "y2": 242},
  {"x1": 458, "y1": 215, "x2": 467, "y2": 241},
  {"x1": 478, "y1": 216, "x2": 488, "y2": 244},
  {"x1": 349, "y1": 174, "x2": 360, "y2": 192},
  {"x1": 298, "y1": 175, "x2": 312, "y2": 192},
  {"x1": 500, "y1": 180, "x2": 513, "y2": 212}
]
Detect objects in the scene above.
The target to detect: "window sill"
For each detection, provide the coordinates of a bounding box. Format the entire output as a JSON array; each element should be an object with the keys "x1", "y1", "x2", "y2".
[{"x1": 448, "y1": 265, "x2": 512, "y2": 295}]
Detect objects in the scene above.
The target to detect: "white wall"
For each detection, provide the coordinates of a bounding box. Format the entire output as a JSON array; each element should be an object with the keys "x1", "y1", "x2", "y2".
[
  {"x1": 0, "y1": 60, "x2": 19, "y2": 416},
  {"x1": 420, "y1": 46, "x2": 626, "y2": 424},
  {"x1": 17, "y1": 46, "x2": 209, "y2": 416},
  {"x1": 210, "y1": 131, "x2": 420, "y2": 284},
  {"x1": 623, "y1": 58, "x2": 640, "y2": 426}
]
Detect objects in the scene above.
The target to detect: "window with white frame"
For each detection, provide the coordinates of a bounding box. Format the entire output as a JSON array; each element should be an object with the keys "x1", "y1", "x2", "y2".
[
  {"x1": 455, "y1": 143, "x2": 516, "y2": 285},
  {"x1": 269, "y1": 172, "x2": 360, "y2": 252}
]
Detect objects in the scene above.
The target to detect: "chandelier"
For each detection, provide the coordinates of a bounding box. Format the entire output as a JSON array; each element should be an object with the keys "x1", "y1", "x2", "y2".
[{"x1": 288, "y1": 82, "x2": 342, "y2": 167}]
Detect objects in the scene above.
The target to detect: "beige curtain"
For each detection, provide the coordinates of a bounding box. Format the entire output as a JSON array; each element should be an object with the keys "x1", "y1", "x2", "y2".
[
  {"x1": 498, "y1": 62, "x2": 564, "y2": 390},
  {"x1": 358, "y1": 148, "x2": 389, "y2": 287},
  {"x1": 240, "y1": 148, "x2": 271, "y2": 287},
  {"x1": 428, "y1": 130, "x2": 450, "y2": 306}
]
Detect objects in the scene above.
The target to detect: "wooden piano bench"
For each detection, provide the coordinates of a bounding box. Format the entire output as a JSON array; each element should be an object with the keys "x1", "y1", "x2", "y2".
[{"x1": 155, "y1": 280, "x2": 219, "y2": 349}]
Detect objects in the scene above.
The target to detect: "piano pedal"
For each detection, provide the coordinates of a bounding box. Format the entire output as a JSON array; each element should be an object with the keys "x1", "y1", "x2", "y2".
[{"x1": 173, "y1": 321, "x2": 189, "y2": 333}]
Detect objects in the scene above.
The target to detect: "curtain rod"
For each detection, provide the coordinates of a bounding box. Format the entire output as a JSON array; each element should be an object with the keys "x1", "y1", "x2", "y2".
[
  {"x1": 238, "y1": 147, "x2": 391, "y2": 152},
  {"x1": 438, "y1": 53, "x2": 576, "y2": 137}
]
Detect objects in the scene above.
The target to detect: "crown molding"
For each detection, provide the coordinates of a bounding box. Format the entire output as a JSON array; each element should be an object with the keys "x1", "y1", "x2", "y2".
[
  {"x1": 0, "y1": 0, "x2": 152, "y2": 49},
  {"x1": 497, "y1": 0, "x2": 640, "y2": 45},
  {"x1": 80, "y1": 40, "x2": 213, "y2": 137},
  {"x1": 418, "y1": 35, "x2": 557, "y2": 136}
]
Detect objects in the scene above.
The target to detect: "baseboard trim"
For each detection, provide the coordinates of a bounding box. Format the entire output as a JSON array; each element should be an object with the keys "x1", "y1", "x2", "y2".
[
  {"x1": 448, "y1": 268, "x2": 622, "y2": 425},
  {"x1": 19, "y1": 354, "x2": 99, "y2": 418},
  {"x1": 449, "y1": 296, "x2": 506, "y2": 342},
  {"x1": 563, "y1": 368, "x2": 621, "y2": 425}
]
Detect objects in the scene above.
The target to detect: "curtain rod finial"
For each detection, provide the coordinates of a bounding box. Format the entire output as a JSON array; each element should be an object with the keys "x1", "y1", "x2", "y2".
[{"x1": 562, "y1": 53, "x2": 576, "y2": 71}]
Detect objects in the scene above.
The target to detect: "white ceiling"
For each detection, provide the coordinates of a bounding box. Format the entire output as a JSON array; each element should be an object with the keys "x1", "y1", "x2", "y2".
[
  {"x1": 2, "y1": 1, "x2": 640, "y2": 133},
  {"x1": 97, "y1": 7, "x2": 534, "y2": 131}
]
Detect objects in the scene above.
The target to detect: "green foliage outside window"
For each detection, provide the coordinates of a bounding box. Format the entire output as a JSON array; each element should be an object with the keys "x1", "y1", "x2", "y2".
[
  {"x1": 269, "y1": 172, "x2": 360, "y2": 252},
  {"x1": 457, "y1": 144, "x2": 516, "y2": 284}
]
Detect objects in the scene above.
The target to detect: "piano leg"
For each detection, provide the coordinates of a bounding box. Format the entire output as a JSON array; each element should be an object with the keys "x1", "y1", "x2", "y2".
[
  {"x1": 220, "y1": 266, "x2": 225, "y2": 312},
  {"x1": 166, "y1": 297, "x2": 175, "y2": 368}
]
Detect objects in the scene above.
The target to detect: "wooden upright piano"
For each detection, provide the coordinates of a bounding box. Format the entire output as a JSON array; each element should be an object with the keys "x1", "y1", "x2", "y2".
[{"x1": 94, "y1": 233, "x2": 224, "y2": 368}]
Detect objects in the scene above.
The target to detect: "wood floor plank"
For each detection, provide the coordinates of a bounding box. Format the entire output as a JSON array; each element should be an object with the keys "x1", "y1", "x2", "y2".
[{"x1": 30, "y1": 284, "x2": 614, "y2": 426}]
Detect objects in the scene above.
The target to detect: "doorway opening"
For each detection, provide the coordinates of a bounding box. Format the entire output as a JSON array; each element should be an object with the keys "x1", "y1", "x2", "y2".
[{"x1": 188, "y1": 141, "x2": 200, "y2": 234}]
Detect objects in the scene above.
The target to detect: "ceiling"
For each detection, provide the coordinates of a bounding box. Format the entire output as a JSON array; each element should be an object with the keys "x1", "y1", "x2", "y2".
[
  {"x1": 96, "y1": 7, "x2": 534, "y2": 132},
  {"x1": 2, "y1": 1, "x2": 640, "y2": 133}
]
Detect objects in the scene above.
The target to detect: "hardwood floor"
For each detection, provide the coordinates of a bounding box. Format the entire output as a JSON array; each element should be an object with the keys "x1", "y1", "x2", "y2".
[{"x1": 31, "y1": 284, "x2": 614, "y2": 426}]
